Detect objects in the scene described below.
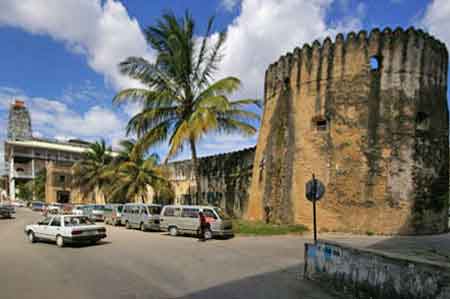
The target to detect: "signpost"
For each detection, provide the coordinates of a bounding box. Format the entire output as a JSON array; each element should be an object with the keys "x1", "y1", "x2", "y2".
[{"x1": 305, "y1": 174, "x2": 325, "y2": 243}]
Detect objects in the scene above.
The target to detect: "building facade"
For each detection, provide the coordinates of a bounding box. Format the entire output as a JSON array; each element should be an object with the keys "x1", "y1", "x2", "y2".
[
  {"x1": 4, "y1": 100, "x2": 104, "y2": 204},
  {"x1": 166, "y1": 147, "x2": 255, "y2": 218},
  {"x1": 247, "y1": 27, "x2": 449, "y2": 234}
]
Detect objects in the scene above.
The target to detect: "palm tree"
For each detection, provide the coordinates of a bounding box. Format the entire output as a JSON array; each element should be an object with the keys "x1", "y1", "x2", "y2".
[
  {"x1": 105, "y1": 139, "x2": 169, "y2": 203},
  {"x1": 113, "y1": 11, "x2": 260, "y2": 204},
  {"x1": 72, "y1": 140, "x2": 113, "y2": 200}
]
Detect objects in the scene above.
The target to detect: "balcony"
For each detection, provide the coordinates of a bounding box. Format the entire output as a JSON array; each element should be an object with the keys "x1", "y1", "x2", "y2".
[{"x1": 12, "y1": 163, "x2": 34, "y2": 179}]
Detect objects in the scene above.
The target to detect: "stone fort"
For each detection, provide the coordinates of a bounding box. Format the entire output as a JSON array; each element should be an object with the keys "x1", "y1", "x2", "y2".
[{"x1": 246, "y1": 27, "x2": 449, "y2": 235}]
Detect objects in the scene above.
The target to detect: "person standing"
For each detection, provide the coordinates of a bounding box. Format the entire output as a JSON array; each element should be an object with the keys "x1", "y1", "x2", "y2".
[{"x1": 198, "y1": 211, "x2": 207, "y2": 241}]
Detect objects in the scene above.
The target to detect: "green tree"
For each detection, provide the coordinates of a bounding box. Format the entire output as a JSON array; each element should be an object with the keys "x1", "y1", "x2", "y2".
[
  {"x1": 105, "y1": 139, "x2": 170, "y2": 203},
  {"x1": 72, "y1": 140, "x2": 113, "y2": 199},
  {"x1": 33, "y1": 169, "x2": 46, "y2": 200},
  {"x1": 114, "y1": 11, "x2": 260, "y2": 204}
]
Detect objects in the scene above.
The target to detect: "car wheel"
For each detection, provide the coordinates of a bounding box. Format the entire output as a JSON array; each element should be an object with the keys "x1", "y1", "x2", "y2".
[
  {"x1": 169, "y1": 226, "x2": 178, "y2": 237},
  {"x1": 28, "y1": 231, "x2": 36, "y2": 243},
  {"x1": 125, "y1": 221, "x2": 131, "y2": 229},
  {"x1": 140, "y1": 223, "x2": 146, "y2": 232},
  {"x1": 204, "y1": 229, "x2": 213, "y2": 240},
  {"x1": 105, "y1": 218, "x2": 110, "y2": 225},
  {"x1": 56, "y1": 235, "x2": 64, "y2": 248}
]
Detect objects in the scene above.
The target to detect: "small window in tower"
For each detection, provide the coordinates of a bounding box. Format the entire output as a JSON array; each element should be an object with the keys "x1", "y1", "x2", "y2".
[
  {"x1": 59, "y1": 175, "x2": 66, "y2": 184},
  {"x1": 370, "y1": 56, "x2": 380, "y2": 71},
  {"x1": 315, "y1": 119, "x2": 328, "y2": 131},
  {"x1": 416, "y1": 112, "x2": 430, "y2": 131}
]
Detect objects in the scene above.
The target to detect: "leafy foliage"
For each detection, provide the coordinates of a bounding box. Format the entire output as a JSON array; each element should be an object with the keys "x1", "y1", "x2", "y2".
[
  {"x1": 72, "y1": 140, "x2": 113, "y2": 198},
  {"x1": 114, "y1": 11, "x2": 260, "y2": 203},
  {"x1": 103, "y1": 139, "x2": 171, "y2": 203}
]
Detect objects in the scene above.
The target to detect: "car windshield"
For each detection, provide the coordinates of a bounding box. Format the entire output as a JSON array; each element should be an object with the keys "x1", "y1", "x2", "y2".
[
  {"x1": 64, "y1": 216, "x2": 94, "y2": 226},
  {"x1": 148, "y1": 206, "x2": 161, "y2": 214},
  {"x1": 117, "y1": 206, "x2": 123, "y2": 212},
  {"x1": 214, "y1": 208, "x2": 230, "y2": 220}
]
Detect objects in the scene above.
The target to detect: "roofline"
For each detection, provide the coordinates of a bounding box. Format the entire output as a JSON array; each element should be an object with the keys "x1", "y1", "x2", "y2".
[{"x1": 5, "y1": 139, "x2": 118, "y2": 156}]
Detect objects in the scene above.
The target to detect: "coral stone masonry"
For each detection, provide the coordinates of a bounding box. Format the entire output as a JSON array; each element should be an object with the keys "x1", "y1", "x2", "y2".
[{"x1": 247, "y1": 27, "x2": 449, "y2": 234}]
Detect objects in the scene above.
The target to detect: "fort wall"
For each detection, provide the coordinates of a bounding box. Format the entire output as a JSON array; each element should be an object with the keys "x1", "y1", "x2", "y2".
[{"x1": 247, "y1": 27, "x2": 449, "y2": 234}]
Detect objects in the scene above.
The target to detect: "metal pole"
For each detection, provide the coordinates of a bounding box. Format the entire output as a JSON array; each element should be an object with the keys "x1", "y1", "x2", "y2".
[{"x1": 312, "y1": 174, "x2": 317, "y2": 244}]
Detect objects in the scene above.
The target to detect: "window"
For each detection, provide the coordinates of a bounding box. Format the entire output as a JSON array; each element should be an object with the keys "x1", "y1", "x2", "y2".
[
  {"x1": 416, "y1": 112, "x2": 430, "y2": 131},
  {"x1": 370, "y1": 56, "x2": 380, "y2": 71},
  {"x1": 214, "y1": 208, "x2": 230, "y2": 220},
  {"x1": 163, "y1": 207, "x2": 175, "y2": 217},
  {"x1": 39, "y1": 217, "x2": 52, "y2": 225},
  {"x1": 316, "y1": 119, "x2": 327, "y2": 131},
  {"x1": 182, "y1": 208, "x2": 199, "y2": 218},
  {"x1": 148, "y1": 206, "x2": 162, "y2": 215},
  {"x1": 51, "y1": 216, "x2": 61, "y2": 227},
  {"x1": 141, "y1": 206, "x2": 148, "y2": 215},
  {"x1": 64, "y1": 216, "x2": 93, "y2": 226},
  {"x1": 59, "y1": 176, "x2": 66, "y2": 184},
  {"x1": 203, "y1": 209, "x2": 217, "y2": 220}
]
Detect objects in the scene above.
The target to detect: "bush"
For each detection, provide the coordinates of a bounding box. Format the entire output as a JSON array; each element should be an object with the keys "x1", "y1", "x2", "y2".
[{"x1": 233, "y1": 220, "x2": 308, "y2": 236}]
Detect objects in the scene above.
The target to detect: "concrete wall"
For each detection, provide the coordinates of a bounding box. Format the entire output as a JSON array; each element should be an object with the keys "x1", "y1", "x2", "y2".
[
  {"x1": 304, "y1": 241, "x2": 450, "y2": 299},
  {"x1": 166, "y1": 147, "x2": 255, "y2": 218},
  {"x1": 247, "y1": 27, "x2": 449, "y2": 234}
]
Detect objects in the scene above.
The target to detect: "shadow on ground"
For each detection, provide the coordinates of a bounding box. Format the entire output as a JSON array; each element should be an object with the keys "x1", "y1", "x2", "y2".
[{"x1": 167, "y1": 264, "x2": 333, "y2": 299}]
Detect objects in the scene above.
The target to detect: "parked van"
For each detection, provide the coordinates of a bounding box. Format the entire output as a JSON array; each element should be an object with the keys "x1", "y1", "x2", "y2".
[
  {"x1": 104, "y1": 204, "x2": 124, "y2": 226},
  {"x1": 121, "y1": 203, "x2": 162, "y2": 231},
  {"x1": 160, "y1": 205, "x2": 233, "y2": 239}
]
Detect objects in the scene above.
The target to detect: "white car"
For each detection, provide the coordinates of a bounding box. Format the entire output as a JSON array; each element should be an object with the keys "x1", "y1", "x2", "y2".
[
  {"x1": 11, "y1": 201, "x2": 25, "y2": 208},
  {"x1": 25, "y1": 215, "x2": 107, "y2": 248}
]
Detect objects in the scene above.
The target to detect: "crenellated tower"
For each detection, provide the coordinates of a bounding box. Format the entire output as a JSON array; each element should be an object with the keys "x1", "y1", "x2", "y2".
[{"x1": 247, "y1": 27, "x2": 449, "y2": 234}]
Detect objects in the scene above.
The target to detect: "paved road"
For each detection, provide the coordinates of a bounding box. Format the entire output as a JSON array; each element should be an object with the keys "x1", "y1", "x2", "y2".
[{"x1": 0, "y1": 209, "x2": 335, "y2": 299}]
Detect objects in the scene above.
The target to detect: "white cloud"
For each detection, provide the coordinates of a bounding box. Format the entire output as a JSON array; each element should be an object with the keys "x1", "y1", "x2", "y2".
[
  {"x1": 29, "y1": 100, "x2": 123, "y2": 139},
  {"x1": 0, "y1": 86, "x2": 124, "y2": 142},
  {"x1": 61, "y1": 80, "x2": 109, "y2": 103},
  {"x1": 421, "y1": 0, "x2": 450, "y2": 46},
  {"x1": 221, "y1": 0, "x2": 241, "y2": 11},
  {"x1": 216, "y1": 0, "x2": 362, "y2": 99},
  {"x1": 0, "y1": 0, "x2": 152, "y2": 90}
]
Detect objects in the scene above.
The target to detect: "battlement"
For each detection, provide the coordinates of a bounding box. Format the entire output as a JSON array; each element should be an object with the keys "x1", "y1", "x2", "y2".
[{"x1": 265, "y1": 27, "x2": 449, "y2": 100}]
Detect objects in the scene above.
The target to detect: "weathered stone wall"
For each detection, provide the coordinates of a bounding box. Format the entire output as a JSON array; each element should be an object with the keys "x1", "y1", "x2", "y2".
[
  {"x1": 304, "y1": 241, "x2": 450, "y2": 299},
  {"x1": 247, "y1": 27, "x2": 449, "y2": 234},
  {"x1": 166, "y1": 147, "x2": 255, "y2": 218}
]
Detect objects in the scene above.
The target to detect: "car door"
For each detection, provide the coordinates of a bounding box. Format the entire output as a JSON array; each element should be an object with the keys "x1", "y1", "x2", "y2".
[
  {"x1": 203, "y1": 208, "x2": 218, "y2": 231},
  {"x1": 181, "y1": 208, "x2": 199, "y2": 233},
  {"x1": 47, "y1": 216, "x2": 62, "y2": 241},
  {"x1": 35, "y1": 217, "x2": 52, "y2": 239}
]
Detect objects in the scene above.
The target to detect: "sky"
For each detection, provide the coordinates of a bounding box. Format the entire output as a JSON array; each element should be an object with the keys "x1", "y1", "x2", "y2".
[{"x1": 0, "y1": 0, "x2": 448, "y2": 173}]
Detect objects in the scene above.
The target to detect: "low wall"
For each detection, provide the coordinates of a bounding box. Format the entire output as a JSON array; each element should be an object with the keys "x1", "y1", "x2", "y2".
[{"x1": 304, "y1": 241, "x2": 450, "y2": 299}]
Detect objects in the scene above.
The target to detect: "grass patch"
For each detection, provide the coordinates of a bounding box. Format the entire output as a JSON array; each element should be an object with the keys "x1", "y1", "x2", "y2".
[{"x1": 233, "y1": 220, "x2": 308, "y2": 236}]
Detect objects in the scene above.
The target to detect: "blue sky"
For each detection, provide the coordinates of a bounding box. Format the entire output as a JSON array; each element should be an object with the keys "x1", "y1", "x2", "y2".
[{"x1": 0, "y1": 0, "x2": 447, "y2": 171}]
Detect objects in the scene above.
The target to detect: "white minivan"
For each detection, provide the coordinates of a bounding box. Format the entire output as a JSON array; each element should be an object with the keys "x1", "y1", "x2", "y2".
[
  {"x1": 121, "y1": 203, "x2": 162, "y2": 231},
  {"x1": 160, "y1": 205, "x2": 233, "y2": 239}
]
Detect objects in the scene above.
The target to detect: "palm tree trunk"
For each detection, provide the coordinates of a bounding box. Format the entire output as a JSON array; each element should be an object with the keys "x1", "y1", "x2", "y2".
[{"x1": 189, "y1": 138, "x2": 201, "y2": 205}]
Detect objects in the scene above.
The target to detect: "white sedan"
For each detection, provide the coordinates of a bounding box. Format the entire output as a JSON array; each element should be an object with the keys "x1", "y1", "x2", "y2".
[{"x1": 25, "y1": 215, "x2": 107, "y2": 248}]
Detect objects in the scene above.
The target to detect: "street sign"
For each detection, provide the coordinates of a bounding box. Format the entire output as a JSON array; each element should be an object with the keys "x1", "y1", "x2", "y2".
[
  {"x1": 305, "y1": 174, "x2": 325, "y2": 244},
  {"x1": 305, "y1": 178, "x2": 325, "y2": 202}
]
